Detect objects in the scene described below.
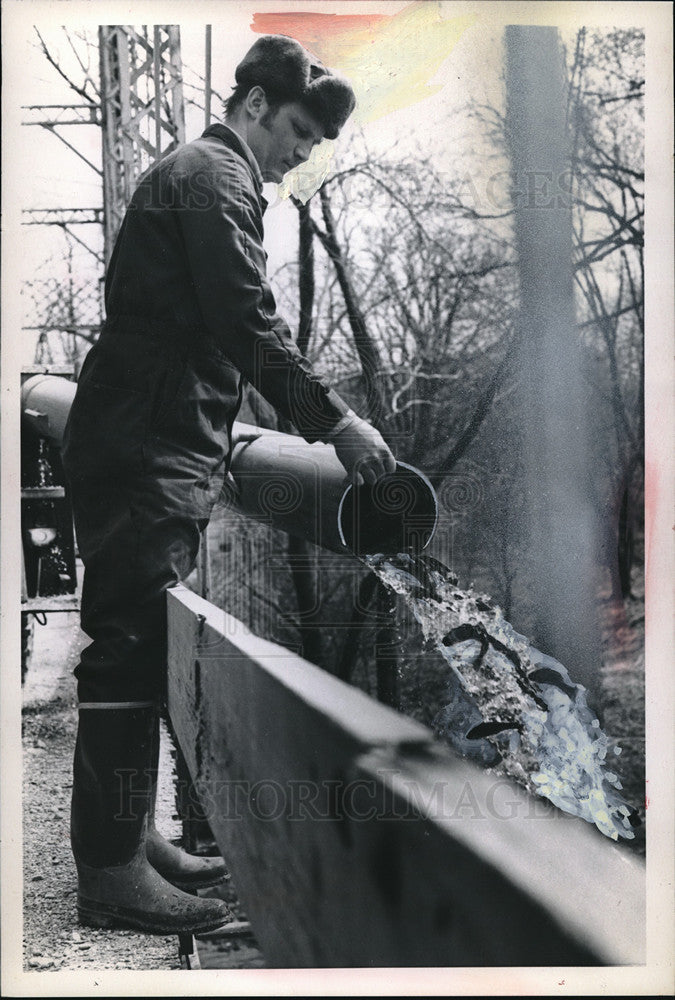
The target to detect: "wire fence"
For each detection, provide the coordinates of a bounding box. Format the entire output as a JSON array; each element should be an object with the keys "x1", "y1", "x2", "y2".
[{"x1": 21, "y1": 225, "x2": 104, "y2": 369}]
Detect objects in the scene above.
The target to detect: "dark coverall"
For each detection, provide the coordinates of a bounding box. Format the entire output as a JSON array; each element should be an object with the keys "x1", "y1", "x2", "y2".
[{"x1": 63, "y1": 123, "x2": 351, "y2": 705}]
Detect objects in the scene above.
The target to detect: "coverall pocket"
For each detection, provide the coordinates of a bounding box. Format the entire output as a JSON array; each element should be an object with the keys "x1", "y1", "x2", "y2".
[
  {"x1": 63, "y1": 332, "x2": 188, "y2": 479},
  {"x1": 63, "y1": 380, "x2": 152, "y2": 478},
  {"x1": 145, "y1": 349, "x2": 240, "y2": 474}
]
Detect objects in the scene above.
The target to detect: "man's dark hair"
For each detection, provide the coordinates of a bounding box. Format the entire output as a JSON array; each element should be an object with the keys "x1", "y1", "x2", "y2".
[
  {"x1": 223, "y1": 85, "x2": 245, "y2": 118},
  {"x1": 223, "y1": 84, "x2": 283, "y2": 119}
]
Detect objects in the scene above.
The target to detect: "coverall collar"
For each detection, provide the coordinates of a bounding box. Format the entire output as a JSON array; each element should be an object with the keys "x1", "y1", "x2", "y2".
[{"x1": 202, "y1": 122, "x2": 265, "y2": 193}]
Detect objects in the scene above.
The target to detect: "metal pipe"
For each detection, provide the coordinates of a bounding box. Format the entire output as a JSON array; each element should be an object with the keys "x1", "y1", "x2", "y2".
[
  {"x1": 226, "y1": 427, "x2": 348, "y2": 552},
  {"x1": 22, "y1": 374, "x2": 77, "y2": 446},
  {"x1": 21, "y1": 375, "x2": 438, "y2": 556}
]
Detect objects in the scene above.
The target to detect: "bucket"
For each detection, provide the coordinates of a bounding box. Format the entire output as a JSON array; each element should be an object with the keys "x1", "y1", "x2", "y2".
[{"x1": 337, "y1": 462, "x2": 438, "y2": 556}]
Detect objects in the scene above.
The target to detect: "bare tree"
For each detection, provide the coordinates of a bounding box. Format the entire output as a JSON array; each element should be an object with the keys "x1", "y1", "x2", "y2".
[
  {"x1": 264, "y1": 143, "x2": 522, "y2": 694},
  {"x1": 569, "y1": 28, "x2": 644, "y2": 600}
]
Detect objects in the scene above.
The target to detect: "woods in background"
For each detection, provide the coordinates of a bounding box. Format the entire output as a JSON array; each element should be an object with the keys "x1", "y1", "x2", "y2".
[
  {"x1": 26, "y1": 26, "x2": 644, "y2": 716},
  {"x1": 218, "y1": 28, "x2": 643, "y2": 716}
]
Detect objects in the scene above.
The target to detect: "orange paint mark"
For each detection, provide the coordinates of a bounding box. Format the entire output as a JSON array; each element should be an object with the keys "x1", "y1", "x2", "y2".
[
  {"x1": 251, "y1": 12, "x2": 389, "y2": 65},
  {"x1": 251, "y1": 4, "x2": 475, "y2": 124}
]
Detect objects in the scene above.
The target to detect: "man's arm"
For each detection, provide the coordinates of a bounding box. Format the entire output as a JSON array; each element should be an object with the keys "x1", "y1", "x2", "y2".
[
  {"x1": 175, "y1": 148, "x2": 349, "y2": 442},
  {"x1": 174, "y1": 145, "x2": 395, "y2": 482}
]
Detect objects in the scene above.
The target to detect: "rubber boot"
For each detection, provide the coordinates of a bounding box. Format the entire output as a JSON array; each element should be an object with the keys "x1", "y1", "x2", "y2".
[
  {"x1": 71, "y1": 703, "x2": 231, "y2": 934},
  {"x1": 146, "y1": 714, "x2": 229, "y2": 891}
]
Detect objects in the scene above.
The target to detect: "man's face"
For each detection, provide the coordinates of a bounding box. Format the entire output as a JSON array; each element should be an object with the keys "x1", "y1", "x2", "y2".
[{"x1": 249, "y1": 99, "x2": 326, "y2": 183}]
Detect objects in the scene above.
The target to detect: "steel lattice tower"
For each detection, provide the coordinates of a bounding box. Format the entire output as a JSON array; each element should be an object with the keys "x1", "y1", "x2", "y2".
[{"x1": 98, "y1": 26, "x2": 186, "y2": 264}]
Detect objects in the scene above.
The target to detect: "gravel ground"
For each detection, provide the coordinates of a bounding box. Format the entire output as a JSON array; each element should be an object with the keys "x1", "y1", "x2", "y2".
[
  {"x1": 22, "y1": 610, "x2": 265, "y2": 973},
  {"x1": 22, "y1": 613, "x2": 182, "y2": 972}
]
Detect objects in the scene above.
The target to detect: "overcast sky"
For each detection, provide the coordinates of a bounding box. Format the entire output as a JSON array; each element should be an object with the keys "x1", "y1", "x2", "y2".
[
  {"x1": 9, "y1": 1, "x2": 651, "y2": 366},
  {"x1": 18, "y1": 5, "x2": 507, "y2": 273}
]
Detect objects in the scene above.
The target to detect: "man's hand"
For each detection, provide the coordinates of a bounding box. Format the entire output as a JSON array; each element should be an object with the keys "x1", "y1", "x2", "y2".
[{"x1": 330, "y1": 415, "x2": 397, "y2": 486}]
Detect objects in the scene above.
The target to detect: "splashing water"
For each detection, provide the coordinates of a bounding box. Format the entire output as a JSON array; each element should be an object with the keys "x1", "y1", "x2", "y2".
[{"x1": 364, "y1": 551, "x2": 641, "y2": 841}]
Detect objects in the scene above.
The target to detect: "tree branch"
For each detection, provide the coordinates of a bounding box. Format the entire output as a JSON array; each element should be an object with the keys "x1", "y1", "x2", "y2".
[
  {"x1": 34, "y1": 28, "x2": 97, "y2": 103},
  {"x1": 311, "y1": 188, "x2": 388, "y2": 429},
  {"x1": 425, "y1": 335, "x2": 517, "y2": 484}
]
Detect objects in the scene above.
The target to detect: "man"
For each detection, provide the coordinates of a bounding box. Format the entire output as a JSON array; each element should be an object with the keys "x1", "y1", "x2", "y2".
[{"x1": 62, "y1": 35, "x2": 395, "y2": 935}]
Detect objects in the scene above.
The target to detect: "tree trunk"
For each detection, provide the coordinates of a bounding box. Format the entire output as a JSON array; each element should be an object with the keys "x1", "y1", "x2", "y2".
[
  {"x1": 375, "y1": 582, "x2": 399, "y2": 708},
  {"x1": 337, "y1": 572, "x2": 379, "y2": 683},
  {"x1": 287, "y1": 535, "x2": 323, "y2": 666},
  {"x1": 312, "y1": 188, "x2": 387, "y2": 431},
  {"x1": 297, "y1": 201, "x2": 314, "y2": 354},
  {"x1": 280, "y1": 201, "x2": 323, "y2": 666}
]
